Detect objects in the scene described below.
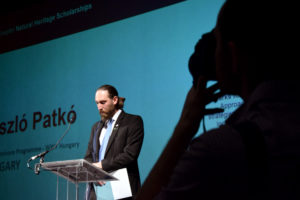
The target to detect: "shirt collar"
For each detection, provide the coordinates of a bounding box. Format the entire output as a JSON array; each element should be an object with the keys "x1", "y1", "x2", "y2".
[{"x1": 112, "y1": 109, "x2": 122, "y2": 122}]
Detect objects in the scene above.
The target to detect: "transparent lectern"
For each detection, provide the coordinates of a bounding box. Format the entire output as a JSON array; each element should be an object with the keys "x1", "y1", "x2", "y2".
[{"x1": 37, "y1": 159, "x2": 117, "y2": 200}]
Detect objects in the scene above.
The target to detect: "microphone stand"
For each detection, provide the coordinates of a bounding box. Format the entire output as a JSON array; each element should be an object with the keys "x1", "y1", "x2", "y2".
[{"x1": 27, "y1": 120, "x2": 73, "y2": 175}]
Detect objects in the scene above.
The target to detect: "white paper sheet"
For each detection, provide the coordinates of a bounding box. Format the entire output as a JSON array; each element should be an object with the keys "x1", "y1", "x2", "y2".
[{"x1": 110, "y1": 168, "x2": 132, "y2": 199}]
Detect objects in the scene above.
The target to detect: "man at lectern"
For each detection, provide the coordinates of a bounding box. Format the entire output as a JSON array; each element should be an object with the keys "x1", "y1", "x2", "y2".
[{"x1": 85, "y1": 84, "x2": 144, "y2": 200}]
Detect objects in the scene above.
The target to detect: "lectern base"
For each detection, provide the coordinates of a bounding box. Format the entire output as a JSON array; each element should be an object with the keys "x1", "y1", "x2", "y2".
[{"x1": 55, "y1": 175, "x2": 87, "y2": 200}]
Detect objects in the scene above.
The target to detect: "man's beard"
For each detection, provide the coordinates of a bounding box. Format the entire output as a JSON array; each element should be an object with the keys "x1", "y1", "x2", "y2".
[{"x1": 100, "y1": 110, "x2": 114, "y2": 121}]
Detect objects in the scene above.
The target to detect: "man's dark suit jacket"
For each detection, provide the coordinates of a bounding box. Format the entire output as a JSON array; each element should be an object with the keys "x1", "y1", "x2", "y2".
[{"x1": 84, "y1": 110, "x2": 144, "y2": 200}]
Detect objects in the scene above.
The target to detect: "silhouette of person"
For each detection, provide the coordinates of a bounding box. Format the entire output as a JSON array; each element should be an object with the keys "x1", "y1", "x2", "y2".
[{"x1": 137, "y1": 0, "x2": 299, "y2": 199}]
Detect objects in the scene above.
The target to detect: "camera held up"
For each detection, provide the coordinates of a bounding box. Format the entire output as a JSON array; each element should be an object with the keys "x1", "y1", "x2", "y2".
[{"x1": 188, "y1": 29, "x2": 217, "y2": 86}]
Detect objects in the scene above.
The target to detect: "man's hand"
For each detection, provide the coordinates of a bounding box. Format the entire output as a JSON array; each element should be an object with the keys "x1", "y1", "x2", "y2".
[
  {"x1": 93, "y1": 162, "x2": 106, "y2": 186},
  {"x1": 93, "y1": 162, "x2": 102, "y2": 169}
]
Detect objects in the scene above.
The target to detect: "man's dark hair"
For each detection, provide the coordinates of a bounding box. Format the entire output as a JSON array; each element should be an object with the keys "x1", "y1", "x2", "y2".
[{"x1": 97, "y1": 85, "x2": 119, "y2": 99}]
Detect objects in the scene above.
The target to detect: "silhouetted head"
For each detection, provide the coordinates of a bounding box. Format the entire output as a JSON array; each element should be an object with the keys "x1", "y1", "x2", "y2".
[{"x1": 215, "y1": 0, "x2": 297, "y2": 98}]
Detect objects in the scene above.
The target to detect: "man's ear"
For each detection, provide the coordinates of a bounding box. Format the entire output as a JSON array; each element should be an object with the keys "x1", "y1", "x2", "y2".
[{"x1": 113, "y1": 96, "x2": 119, "y2": 105}]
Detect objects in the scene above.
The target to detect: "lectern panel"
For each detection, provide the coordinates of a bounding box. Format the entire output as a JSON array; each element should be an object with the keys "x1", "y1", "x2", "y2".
[{"x1": 38, "y1": 159, "x2": 117, "y2": 183}]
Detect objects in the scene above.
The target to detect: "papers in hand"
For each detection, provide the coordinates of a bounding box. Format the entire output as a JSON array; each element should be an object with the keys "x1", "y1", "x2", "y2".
[{"x1": 110, "y1": 168, "x2": 132, "y2": 199}]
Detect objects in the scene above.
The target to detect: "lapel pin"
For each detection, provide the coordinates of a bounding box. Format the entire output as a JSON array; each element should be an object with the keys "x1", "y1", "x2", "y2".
[{"x1": 113, "y1": 124, "x2": 119, "y2": 131}]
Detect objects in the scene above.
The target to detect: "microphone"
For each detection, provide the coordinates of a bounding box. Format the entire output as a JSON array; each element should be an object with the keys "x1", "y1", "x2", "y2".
[
  {"x1": 27, "y1": 115, "x2": 75, "y2": 174},
  {"x1": 27, "y1": 150, "x2": 49, "y2": 163}
]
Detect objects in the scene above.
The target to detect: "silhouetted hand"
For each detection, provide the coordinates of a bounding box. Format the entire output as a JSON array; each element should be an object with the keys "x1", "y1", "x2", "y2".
[
  {"x1": 136, "y1": 77, "x2": 224, "y2": 200},
  {"x1": 178, "y1": 76, "x2": 223, "y2": 137}
]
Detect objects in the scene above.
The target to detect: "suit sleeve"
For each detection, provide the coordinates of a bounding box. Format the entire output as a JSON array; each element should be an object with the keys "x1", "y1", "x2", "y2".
[
  {"x1": 101, "y1": 115, "x2": 144, "y2": 172},
  {"x1": 84, "y1": 122, "x2": 98, "y2": 163}
]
